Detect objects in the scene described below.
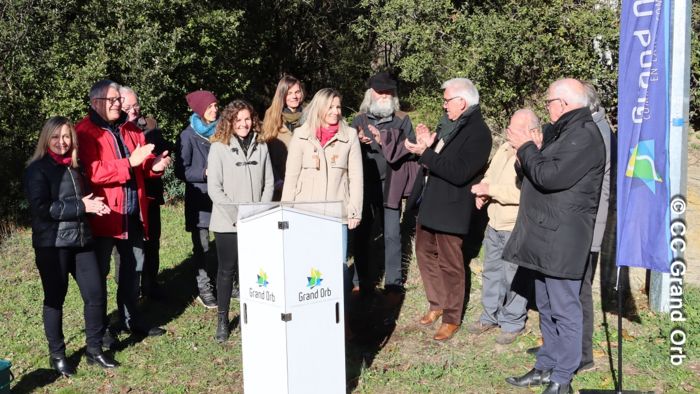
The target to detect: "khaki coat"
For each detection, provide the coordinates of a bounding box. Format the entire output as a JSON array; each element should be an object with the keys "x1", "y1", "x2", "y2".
[{"x1": 281, "y1": 123, "x2": 363, "y2": 222}]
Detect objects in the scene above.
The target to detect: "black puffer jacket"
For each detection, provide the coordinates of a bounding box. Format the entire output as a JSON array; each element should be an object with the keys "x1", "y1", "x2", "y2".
[{"x1": 24, "y1": 155, "x2": 93, "y2": 248}]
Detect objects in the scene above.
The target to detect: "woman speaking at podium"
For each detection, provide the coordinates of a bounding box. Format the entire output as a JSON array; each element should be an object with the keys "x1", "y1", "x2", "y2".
[
  {"x1": 207, "y1": 100, "x2": 274, "y2": 343},
  {"x1": 281, "y1": 88, "x2": 364, "y2": 310}
]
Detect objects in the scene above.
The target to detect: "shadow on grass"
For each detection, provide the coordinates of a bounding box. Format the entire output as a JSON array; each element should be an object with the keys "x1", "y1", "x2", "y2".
[
  {"x1": 10, "y1": 349, "x2": 86, "y2": 394},
  {"x1": 345, "y1": 205, "x2": 417, "y2": 392},
  {"x1": 106, "y1": 236, "x2": 220, "y2": 350}
]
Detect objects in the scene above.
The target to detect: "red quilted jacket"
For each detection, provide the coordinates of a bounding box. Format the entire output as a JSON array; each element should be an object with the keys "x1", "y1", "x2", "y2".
[{"x1": 76, "y1": 112, "x2": 161, "y2": 239}]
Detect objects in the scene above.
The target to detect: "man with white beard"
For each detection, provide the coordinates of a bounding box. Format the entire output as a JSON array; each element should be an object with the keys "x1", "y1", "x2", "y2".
[{"x1": 350, "y1": 72, "x2": 419, "y2": 312}]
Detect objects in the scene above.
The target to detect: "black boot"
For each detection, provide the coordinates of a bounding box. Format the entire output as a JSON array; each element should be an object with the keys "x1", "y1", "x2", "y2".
[
  {"x1": 49, "y1": 355, "x2": 76, "y2": 377},
  {"x1": 215, "y1": 311, "x2": 230, "y2": 343},
  {"x1": 85, "y1": 350, "x2": 120, "y2": 368},
  {"x1": 541, "y1": 381, "x2": 573, "y2": 394},
  {"x1": 506, "y1": 367, "x2": 552, "y2": 387}
]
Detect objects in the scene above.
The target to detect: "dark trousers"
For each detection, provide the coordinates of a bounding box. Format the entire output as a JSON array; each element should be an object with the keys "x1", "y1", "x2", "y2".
[
  {"x1": 580, "y1": 251, "x2": 599, "y2": 365},
  {"x1": 34, "y1": 246, "x2": 106, "y2": 356},
  {"x1": 352, "y1": 204, "x2": 410, "y2": 291},
  {"x1": 95, "y1": 215, "x2": 145, "y2": 330},
  {"x1": 351, "y1": 199, "x2": 381, "y2": 292},
  {"x1": 534, "y1": 273, "x2": 583, "y2": 384},
  {"x1": 214, "y1": 232, "x2": 238, "y2": 314},
  {"x1": 191, "y1": 228, "x2": 214, "y2": 291},
  {"x1": 141, "y1": 203, "x2": 162, "y2": 296},
  {"x1": 383, "y1": 206, "x2": 405, "y2": 289},
  {"x1": 415, "y1": 223, "x2": 465, "y2": 325}
]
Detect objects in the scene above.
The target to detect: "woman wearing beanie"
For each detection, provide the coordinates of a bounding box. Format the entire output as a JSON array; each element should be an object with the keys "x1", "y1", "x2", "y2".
[
  {"x1": 24, "y1": 117, "x2": 119, "y2": 376},
  {"x1": 207, "y1": 100, "x2": 273, "y2": 342},
  {"x1": 260, "y1": 75, "x2": 305, "y2": 200},
  {"x1": 175, "y1": 90, "x2": 219, "y2": 309}
]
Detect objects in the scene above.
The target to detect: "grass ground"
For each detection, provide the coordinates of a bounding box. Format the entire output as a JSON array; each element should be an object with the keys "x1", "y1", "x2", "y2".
[{"x1": 1, "y1": 203, "x2": 698, "y2": 393}]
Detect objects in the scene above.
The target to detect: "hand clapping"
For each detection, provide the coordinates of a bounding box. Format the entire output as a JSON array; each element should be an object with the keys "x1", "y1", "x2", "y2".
[
  {"x1": 82, "y1": 193, "x2": 111, "y2": 216},
  {"x1": 128, "y1": 143, "x2": 155, "y2": 167},
  {"x1": 152, "y1": 150, "x2": 172, "y2": 172},
  {"x1": 404, "y1": 123, "x2": 436, "y2": 156}
]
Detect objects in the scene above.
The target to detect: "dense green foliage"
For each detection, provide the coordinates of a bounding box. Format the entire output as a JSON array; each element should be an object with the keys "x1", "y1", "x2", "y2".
[{"x1": 1, "y1": 0, "x2": 698, "y2": 232}]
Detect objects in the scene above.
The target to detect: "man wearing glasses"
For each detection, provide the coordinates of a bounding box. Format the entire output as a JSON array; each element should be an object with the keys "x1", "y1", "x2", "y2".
[
  {"x1": 404, "y1": 78, "x2": 492, "y2": 341},
  {"x1": 503, "y1": 78, "x2": 605, "y2": 394},
  {"x1": 77, "y1": 80, "x2": 171, "y2": 349}
]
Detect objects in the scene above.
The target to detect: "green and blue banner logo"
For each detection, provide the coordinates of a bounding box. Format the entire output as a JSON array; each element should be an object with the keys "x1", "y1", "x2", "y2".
[
  {"x1": 306, "y1": 268, "x2": 323, "y2": 289},
  {"x1": 625, "y1": 140, "x2": 663, "y2": 193},
  {"x1": 257, "y1": 269, "x2": 269, "y2": 287}
]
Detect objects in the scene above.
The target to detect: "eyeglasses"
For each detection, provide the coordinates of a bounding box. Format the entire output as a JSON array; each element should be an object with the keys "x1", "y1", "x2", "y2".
[
  {"x1": 443, "y1": 96, "x2": 462, "y2": 105},
  {"x1": 95, "y1": 96, "x2": 125, "y2": 106},
  {"x1": 123, "y1": 104, "x2": 140, "y2": 113},
  {"x1": 545, "y1": 98, "x2": 567, "y2": 109}
]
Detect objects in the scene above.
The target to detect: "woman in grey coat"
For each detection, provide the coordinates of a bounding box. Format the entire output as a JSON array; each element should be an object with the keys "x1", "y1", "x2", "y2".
[{"x1": 207, "y1": 100, "x2": 273, "y2": 342}]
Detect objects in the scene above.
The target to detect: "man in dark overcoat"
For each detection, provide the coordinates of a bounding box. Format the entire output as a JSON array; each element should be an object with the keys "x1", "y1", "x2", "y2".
[
  {"x1": 405, "y1": 78, "x2": 492, "y2": 341},
  {"x1": 503, "y1": 78, "x2": 605, "y2": 394}
]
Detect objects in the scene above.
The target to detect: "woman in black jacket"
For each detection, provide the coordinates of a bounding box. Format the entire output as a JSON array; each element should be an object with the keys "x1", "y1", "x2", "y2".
[{"x1": 24, "y1": 116, "x2": 119, "y2": 376}]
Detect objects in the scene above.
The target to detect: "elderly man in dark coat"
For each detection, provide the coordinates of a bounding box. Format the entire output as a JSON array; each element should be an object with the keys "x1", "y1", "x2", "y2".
[
  {"x1": 503, "y1": 78, "x2": 605, "y2": 394},
  {"x1": 405, "y1": 78, "x2": 492, "y2": 341}
]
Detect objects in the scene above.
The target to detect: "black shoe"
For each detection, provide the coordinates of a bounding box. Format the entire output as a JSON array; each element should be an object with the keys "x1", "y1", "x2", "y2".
[
  {"x1": 85, "y1": 351, "x2": 120, "y2": 369},
  {"x1": 215, "y1": 312, "x2": 230, "y2": 343},
  {"x1": 197, "y1": 284, "x2": 217, "y2": 309},
  {"x1": 527, "y1": 345, "x2": 541, "y2": 355},
  {"x1": 49, "y1": 355, "x2": 76, "y2": 377},
  {"x1": 541, "y1": 381, "x2": 573, "y2": 394},
  {"x1": 506, "y1": 368, "x2": 552, "y2": 387}
]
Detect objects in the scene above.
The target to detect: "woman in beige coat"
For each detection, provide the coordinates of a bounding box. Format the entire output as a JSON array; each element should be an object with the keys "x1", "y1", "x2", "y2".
[
  {"x1": 207, "y1": 100, "x2": 273, "y2": 343},
  {"x1": 282, "y1": 88, "x2": 363, "y2": 318},
  {"x1": 281, "y1": 88, "x2": 363, "y2": 229}
]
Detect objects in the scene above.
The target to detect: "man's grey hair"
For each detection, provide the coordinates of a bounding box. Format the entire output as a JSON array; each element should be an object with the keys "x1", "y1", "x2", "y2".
[
  {"x1": 358, "y1": 88, "x2": 400, "y2": 115},
  {"x1": 441, "y1": 78, "x2": 479, "y2": 107},
  {"x1": 89, "y1": 79, "x2": 121, "y2": 102},
  {"x1": 512, "y1": 108, "x2": 540, "y2": 130},
  {"x1": 548, "y1": 78, "x2": 589, "y2": 109},
  {"x1": 119, "y1": 86, "x2": 138, "y2": 100},
  {"x1": 580, "y1": 81, "x2": 601, "y2": 113}
]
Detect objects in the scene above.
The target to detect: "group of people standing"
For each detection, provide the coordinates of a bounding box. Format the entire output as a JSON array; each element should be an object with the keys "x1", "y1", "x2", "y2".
[{"x1": 24, "y1": 72, "x2": 610, "y2": 394}]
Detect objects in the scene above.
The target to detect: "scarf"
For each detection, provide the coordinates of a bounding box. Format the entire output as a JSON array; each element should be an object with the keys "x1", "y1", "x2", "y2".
[
  {"x1": 435, "y1": 104, "x2": 479, "y2": 142},
  {"x1": 235, "y1": 132, "x2": 255, "y2": 156},
  {"x1": 190, "y1": 113, "x2": 218, "y2": 138},
  {"x1": 282, "y1": 107, "x2": 303, "y2": 133},
  {"x1": 47, "y1": 149, "x2": 73, "y2": 166},
  {"x1": 316, "y1": 124, "x2": 339, "y2": 147}
]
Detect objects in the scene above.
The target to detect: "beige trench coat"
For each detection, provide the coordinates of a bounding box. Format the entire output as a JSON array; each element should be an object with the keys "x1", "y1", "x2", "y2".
[{"x1": 281, "y1": 123, "x2": 363, "y2": 222}]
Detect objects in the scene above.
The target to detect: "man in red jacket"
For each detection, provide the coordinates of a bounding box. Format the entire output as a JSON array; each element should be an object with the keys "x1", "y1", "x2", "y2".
[{"x1": 77, "y1": 79, "x2": 171, "y2": 341}]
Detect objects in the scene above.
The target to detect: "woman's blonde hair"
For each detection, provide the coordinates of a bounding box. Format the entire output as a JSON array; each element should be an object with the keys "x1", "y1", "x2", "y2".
[
  {"x1": 27, "y1": 116, "x2": 79, "y2": 168},
  {"x1": 301, "y1": 88, "x2": 347, "y2": 133},
  {"x1": 260, "y1": 75, "x2": 304, "y2": 142},
  {"x1": 211, "y1": 100, "x2": 262, "y2": 145}
]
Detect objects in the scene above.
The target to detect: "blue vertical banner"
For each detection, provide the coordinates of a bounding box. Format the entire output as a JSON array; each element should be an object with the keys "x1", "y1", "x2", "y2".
[{"x1": 617, "y1": 0, "x2": 670, "y2": 272}]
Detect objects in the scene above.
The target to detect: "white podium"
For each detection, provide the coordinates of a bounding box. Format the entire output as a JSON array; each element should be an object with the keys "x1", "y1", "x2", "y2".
[{"x1": 234, "y1": 202, "x2": 346, "y2": 394}]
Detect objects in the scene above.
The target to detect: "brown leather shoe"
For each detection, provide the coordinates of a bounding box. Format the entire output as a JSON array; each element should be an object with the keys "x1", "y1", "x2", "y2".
[
  {"x1": 419, "y1": 309, "x2": 443, "y2": 326},
  {"x1": 434, "y1": 323, "x2": 460, "y2": 341}
]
